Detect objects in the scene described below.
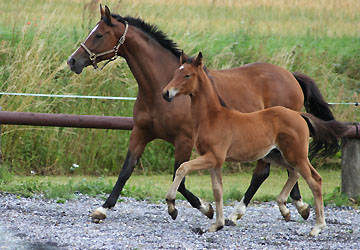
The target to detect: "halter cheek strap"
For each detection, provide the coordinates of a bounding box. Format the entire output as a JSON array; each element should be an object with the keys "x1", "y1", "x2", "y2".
[{"x1": 81, "y1": 21, "x2": 129, "y2": 71}]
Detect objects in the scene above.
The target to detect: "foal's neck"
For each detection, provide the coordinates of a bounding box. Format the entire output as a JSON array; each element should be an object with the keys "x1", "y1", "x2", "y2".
[{"x1": 190, "y1": 70, "x2": 224, "y2": 125}]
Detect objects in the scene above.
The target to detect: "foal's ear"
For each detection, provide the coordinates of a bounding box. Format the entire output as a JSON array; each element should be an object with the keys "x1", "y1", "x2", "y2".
[
  {"x1": 180, "y1": 50, "x2": 189, "y2": 65},
  {"x1": 104, "y1": 5, "x2": 112, "y2": 24},
  {"x1": 100, "y1": 4, "x2": 105, "y2": 18},
  {"x1": 193, "y1": 52, "x2": 203, "y2": 67}
]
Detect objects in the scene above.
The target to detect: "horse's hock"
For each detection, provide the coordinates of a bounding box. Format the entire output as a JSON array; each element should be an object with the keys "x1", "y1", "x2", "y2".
[{"x1": 341, "y1": 136, "x2": 360, "y2": 199}]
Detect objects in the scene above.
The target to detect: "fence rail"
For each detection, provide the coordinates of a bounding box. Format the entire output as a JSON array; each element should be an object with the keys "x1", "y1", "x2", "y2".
[
  {"x1": 0, "y1": 110, "x2": 358, "y2": 198},
  {"x1": 0, "y1": 111, "x2": 134, "y2": 130}
]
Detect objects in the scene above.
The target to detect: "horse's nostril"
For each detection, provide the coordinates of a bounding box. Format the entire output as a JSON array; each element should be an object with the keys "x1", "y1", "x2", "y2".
[{"x1": 68, "y1": 58, "x2": 76, "y2": 66}]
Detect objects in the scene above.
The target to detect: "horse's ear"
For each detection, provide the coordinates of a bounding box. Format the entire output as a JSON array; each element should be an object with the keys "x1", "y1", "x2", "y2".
[
  {"x1": 104, "y1": 5, "x2": 112, "y2": 24},
  {"x1": 180, "y1": 50, "x2": 188, "y2": 65},
  {"x1": 100, "y1": 4, "x2": 105, "y2": 18},
  {"x1": 193, "y1": 52, "x2": 203, "y2": 67}
]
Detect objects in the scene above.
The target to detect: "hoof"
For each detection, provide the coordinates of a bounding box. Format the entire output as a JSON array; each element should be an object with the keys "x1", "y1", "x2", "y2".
[
  {"x1": 309, "y1": 223, "x2": 325, "y2": 236},
  {"x1": 208, "y1": 224, "x2": 224, "y2": 232},
  {"x1": 283, "y1": 212, "x2": 291, "y2": 222},
  {"x1": 225, "y1": 219, "x2": 236, "y2": 227},
  {"x1": 90, "y1": 207, "x2": 107, "y2": 223},
  {"x1": 204, "y1": 203, "x2": 214, "y2": 219},
  {"x1": 299, "y1": 204, "x2": 310, "y2": 220},
  {"x1": 169, "y1": 208, "x2": 178, "y2": 220},
  {"x1": 191, "y1": 227, "x2": 205, "y2": 235}
]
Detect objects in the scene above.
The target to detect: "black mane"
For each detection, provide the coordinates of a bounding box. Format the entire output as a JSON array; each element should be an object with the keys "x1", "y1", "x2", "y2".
[{"x1": 108, "y1": 14, "x2": 182, "y2": 58}]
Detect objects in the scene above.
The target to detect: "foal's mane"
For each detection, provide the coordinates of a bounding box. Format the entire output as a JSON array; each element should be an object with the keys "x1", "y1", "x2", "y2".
[
  {"x1": 184, "y1": 59, "x2": 229, "y2": 109},
  {"x1": 106, "y1": 14, "x2": 182, "y2": 58}
]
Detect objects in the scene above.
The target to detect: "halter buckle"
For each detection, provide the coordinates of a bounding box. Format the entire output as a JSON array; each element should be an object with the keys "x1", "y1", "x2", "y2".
[{"x1": 89, "y1": 53, "x2": 97, "y2": 61}]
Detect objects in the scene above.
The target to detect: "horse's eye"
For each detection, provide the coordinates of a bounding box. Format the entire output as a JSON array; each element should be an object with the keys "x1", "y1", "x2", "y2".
[
  {"x1": 95, "y1": 33, "x2": 103, "y2": 38},
  {"x1": 185, "y1": 74, "x2": 191, "y2": 79}
]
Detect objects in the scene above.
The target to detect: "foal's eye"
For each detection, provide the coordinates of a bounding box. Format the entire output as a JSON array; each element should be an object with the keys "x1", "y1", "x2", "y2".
[
  {"x1": 95, "y1": 33, "x2": 103, "y2": 38},
  {"x1": 184, "y1": 74, "x2": 191, "y2": 79}
]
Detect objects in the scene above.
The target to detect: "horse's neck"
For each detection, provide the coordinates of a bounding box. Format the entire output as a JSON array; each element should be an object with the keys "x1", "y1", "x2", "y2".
[
  {"x1": 190, "y1": 71, "x2": 223, "y2": 128},
  {"x1": 122, "y1": 27, "x2": 179, "y2": 99}
]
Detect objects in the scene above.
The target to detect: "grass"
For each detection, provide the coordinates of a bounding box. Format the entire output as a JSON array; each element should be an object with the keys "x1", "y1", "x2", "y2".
[
  {"x1": 0, "y1": 0, "x2": 359, "y2": 175},
  {"x1": 0, "y1": 165, "x2": 357, "y2": 207}
]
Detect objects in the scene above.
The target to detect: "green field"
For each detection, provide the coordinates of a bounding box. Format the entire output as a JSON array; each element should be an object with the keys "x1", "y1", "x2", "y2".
[{"x1": 0, "y1": 0, "x2": 359, "y2": 176}]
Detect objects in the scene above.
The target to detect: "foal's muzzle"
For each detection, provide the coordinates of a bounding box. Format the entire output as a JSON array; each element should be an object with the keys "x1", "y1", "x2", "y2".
[{"x1": 162, "y1": 90, "x2": 173, "y2": 102}]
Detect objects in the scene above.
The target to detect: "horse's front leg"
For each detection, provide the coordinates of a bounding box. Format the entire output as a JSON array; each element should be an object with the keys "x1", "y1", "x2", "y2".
[
  {"x1": 91, "y1": 127, "x2": 152, "y2": 223},
  {"x1": 166, "y1": 153, "x2": 217, "y2": 220},
  {"x1": 174, "y1": 139, "x2": 214, "y2": 219},
  {"x1": 227, "y1": 159, "x2": 270, "y2": 225}
]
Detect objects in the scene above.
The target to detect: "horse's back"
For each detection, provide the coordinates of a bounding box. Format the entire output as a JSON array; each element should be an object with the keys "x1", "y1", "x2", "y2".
[{"x1": 210, "y1": 62, "x2": 304, "y2": 113}]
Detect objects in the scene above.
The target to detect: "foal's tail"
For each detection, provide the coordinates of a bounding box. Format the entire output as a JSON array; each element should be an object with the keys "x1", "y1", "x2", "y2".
[
  {"x1": 300, "y1": 113, "x2": 348, "y2": 159},
  {"x1": 292, "y1": 72, "x2": 335, "y2": 121}
]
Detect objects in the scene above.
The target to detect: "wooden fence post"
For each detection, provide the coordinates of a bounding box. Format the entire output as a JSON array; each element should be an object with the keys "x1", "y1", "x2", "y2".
[
  {"x1": 341, "y1": 137, "x2": 360, "y2": 199},
  {"x1": 0, "y1": 106, "x2": 2, "y2": 162}
]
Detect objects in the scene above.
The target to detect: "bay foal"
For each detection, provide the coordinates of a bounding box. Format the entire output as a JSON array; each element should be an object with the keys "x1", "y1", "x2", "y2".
[{"x1": 162, "y1": 52, "x2": 346, "y2": 236}]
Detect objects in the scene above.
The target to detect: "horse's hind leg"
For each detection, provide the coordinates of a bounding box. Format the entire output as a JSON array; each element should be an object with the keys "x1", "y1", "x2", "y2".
[
  {"x1": 297, "y1": 160, "x2": 325, "y2": 236},
  {"x1": 276, "y1": 169, "x2": 300, "y2": 222},
  {"x1": 208, "y1": 168, "x2": 224, "y2": 232},
  {"x1": 227, "y1": 159, "x2": 270, "y2": 225},
  {"x1": 174, "y1": 139, "x2": 214, "y2": 219}
]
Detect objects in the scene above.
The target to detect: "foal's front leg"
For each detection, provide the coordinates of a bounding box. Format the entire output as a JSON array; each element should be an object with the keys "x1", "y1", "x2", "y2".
[
  {"x1": 166, "y1": 154, "x2": 217, "y2": 220},
  {"x1": 208, "y1": 168, "x2": 224, "y2": 232},
  {"x1": 174, "y1": 139, "x2": 214, "y2": 219}
]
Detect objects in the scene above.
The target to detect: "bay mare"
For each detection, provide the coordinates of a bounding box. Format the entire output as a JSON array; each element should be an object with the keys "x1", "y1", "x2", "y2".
[
  {"x1": 67, "y1": 5, "x2": 336, "y2": 223},
  {"x1": 162, "y1": 52, "x2": 347, "y2": 235}
]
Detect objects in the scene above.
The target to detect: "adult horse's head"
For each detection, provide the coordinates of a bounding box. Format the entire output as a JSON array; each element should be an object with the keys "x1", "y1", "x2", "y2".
[
  {"x1": 67, "y1": 5, "x2": 128, "y2": 74},
  {"x1": 162, "y1": 52, "x2": 203, "y2": 102}
]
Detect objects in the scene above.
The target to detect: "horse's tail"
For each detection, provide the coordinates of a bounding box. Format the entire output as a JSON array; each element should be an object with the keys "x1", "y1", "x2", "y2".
[
  {"x1": 300, "y1": 113, "x2": 348, "y2": 159},
  {"x1": 292, "y1": 72, "x2": 335, "y2": 121}
]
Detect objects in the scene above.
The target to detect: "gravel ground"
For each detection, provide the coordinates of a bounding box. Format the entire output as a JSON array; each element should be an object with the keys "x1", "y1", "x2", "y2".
[{"x1": 0, "y1": 193, "x2": 359, "y2": 250}]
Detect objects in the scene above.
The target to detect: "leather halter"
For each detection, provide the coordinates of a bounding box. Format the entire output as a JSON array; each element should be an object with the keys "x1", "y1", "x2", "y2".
[{"x1": 81, "y1": 21, "x2": 129, "y2": 70}]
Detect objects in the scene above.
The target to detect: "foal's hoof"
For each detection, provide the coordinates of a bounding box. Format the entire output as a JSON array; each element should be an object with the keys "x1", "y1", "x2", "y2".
[
  {"x1": 208, "y1": 224, "x2": 224, "y2": 232},
  {"x1": 191, "y1": 227, "x2": 205, "y2": 235},
  {"x1": 283, "y1": 212, "x2": 291, "y2": 222},
  {"x1": 90, "y1": 207, "x2": 107, "y2": 223},
  {"x1": 225, "y1": 219, "x2": 236, "y2": 227},
  {"x1": 299, "y1": 204, "x2": 310, "y2": 220},
  {"x1": 169, "y1": 208, "x2": 178, "y2": 220}
]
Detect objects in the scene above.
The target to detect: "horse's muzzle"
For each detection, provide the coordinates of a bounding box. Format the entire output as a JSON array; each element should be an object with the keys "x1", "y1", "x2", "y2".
[
  {"x1": 67, "y1": 56, "x2": 86, "y2": 74},
  {"x1": 162, "y1": 90, "x2": 173, "y2": 102}
]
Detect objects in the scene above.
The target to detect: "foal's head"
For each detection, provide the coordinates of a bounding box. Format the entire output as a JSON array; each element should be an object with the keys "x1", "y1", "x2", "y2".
[
  {"x1": 67, "y1": 5, "x2": 128, "y2": 73},
  {"x1": 162, "y1": 52, "x2": 203, "y2": 102}
]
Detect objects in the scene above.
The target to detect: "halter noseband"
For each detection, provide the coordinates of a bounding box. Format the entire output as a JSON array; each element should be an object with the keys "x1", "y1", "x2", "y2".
[{"x1": 81, "y1": 21, "x2": 129, "y2": 71}]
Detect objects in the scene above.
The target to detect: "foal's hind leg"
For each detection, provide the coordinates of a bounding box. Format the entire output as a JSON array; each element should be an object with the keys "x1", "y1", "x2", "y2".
[
  {"x1": 276, "y1": 169, "x2": 300, "y2": 221},
  {"x1": 289, "y1": 171, "x2": 310, "y2": 220},
  {"x1": 227, "y1": 159, "x2": 309, "y2": 226},
  {"x1": 297, "y1": 161, "x2": 325, "y2": 236},
  {"x1": 174, "y1": 139, "x2": 213, "y2": 219}
]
